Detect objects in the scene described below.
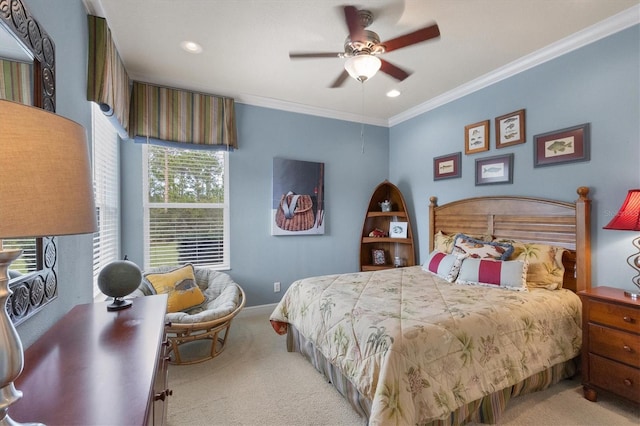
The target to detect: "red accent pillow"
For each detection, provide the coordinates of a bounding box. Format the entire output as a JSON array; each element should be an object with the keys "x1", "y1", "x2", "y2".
[{"x1": 455, "y1": 258, "x2": 528, "y2": 291}]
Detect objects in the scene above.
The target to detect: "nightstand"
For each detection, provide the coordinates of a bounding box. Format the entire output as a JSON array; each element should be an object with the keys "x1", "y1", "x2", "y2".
[{"x1": 579, "y1": 286, "x2": 640, "y2": 404}]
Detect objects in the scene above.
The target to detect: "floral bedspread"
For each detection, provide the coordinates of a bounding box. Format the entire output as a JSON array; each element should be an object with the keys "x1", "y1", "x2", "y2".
[{"x1": 269, "y1": 266, "x2": 581, "y2": 425}]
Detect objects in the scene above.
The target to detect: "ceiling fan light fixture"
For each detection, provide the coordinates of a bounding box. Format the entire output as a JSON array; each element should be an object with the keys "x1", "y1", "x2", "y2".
[{"x1": 344, "y1": 55, "x2": 381, "y2": 82}]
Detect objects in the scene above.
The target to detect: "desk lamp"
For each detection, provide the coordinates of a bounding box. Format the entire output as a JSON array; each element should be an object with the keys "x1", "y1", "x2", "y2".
[
  {"x1": 0, "y1": 100, "x2": 97, "y2": 425},
  {"x1": 604, "y1": 189, "x2": 640, "y2": 298}
]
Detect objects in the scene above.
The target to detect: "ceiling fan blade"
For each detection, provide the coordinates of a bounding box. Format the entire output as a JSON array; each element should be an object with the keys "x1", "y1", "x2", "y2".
[
  {"x1": 329, "y1": 70, "x2": 350, "y2": 88},
  {"x1": 380, "y1": 59, "x2": 411, "y2": 81},
  {"x1": 343, "y1": 5, "x2": 364, "y2": 42},
  {"x1": 289, "y1": 52, "x2": 344, "y2": 59},
  {"x1": 381, "y1": 23, "x2": 440, "y2": 53}
]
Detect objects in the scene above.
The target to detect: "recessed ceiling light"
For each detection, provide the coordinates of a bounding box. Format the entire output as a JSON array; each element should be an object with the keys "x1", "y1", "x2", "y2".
[
  {"x1": 180, "y1": 41, "x2": 203, "y2": 54},
  {"x1": 386, "y1": 89, "x2": 401, "y2": 98}
]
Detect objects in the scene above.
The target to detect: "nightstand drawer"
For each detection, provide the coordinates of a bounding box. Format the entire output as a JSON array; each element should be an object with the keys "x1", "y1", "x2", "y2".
[
  {"x1": 589, "y1": 323, "x2": 640, "y2": 367},
  {"x1": 590, "y1": 354, "x2": 640, "y2": 403},
  {"x1": 589, "y1": 299, "x2": 640, "y2": 334}
]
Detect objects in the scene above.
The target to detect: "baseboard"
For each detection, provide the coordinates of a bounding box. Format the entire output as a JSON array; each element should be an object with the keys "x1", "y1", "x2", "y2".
[{"x1": 237, "y1": 303, "x2": 278, "y2": 318}]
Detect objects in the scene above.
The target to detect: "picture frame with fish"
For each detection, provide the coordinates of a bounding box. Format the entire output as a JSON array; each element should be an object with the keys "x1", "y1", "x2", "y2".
[
  {"x1": 389, "y1": 222, "x2": 408, "y2": 239},
  {"x1": 464, "y1": 120, "x2": 490, "y2": 154},
  {"x1": 495, "y1": 109, "x2": 526, "y2": 148},
  {"x1": 533, "y1": 123, "x2": 590, "y2": 167},
  {"x1": 475, "y1": 153, "x2": 514, "y2": 186},
  {"x1": 434, "y1": 152, "x2": 462, "y2": 180}
]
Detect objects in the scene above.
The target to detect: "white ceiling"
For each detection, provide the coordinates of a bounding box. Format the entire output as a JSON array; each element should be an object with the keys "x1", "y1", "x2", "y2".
[{"x1": 84, "y1": 0, "x2": 639, "y2": 127}]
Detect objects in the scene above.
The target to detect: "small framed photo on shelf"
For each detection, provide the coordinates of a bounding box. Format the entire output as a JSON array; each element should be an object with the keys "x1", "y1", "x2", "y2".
[
  {"x1": 433, "y1": 152, "x2": 462, "y2": 180},
  {"x1": 464, "y1": 120, "x2": 490, "y2": 155},
  {"x1": 533, "y1": 123, "x2": 590, "y2": 167},
  {"x1": 475, "y1": 153, "x2": 514, "y2": 186},
  {"x1": 372, "y1": 249, "x2": 386, "y2": 265},
  {"x1": 389, "y1": 221, "x2": 408, "y2": 238},
  {"x1": 495, "y1": 109, "x2": 525, "y2": 148}
]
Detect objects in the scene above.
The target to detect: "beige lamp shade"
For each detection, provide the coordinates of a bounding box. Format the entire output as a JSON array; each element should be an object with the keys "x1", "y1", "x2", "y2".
[{"x1": 0, "y1": 99, "x2": 97, "y2": 238}]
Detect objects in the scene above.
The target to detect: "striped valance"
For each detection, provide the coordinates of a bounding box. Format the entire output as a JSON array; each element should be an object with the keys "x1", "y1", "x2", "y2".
[
  {"x1": 129, "y1": 81, "x2": 237, "y2": 150},
  {"x1": 87, "y1": 15, "x2": 130, "y2": 137},
  {"x1": 0, "y1": 59, "x2": 32, "y2": 105}
]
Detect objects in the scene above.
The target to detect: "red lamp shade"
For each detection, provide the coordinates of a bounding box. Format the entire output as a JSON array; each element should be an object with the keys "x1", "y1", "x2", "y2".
[{"x1": 604, "y1": 189, "x2": 640, "y2": 231}]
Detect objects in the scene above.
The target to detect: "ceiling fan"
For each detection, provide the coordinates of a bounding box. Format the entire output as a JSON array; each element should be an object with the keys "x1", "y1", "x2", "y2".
[{"x1": 289, "y1": 5, "x2": 440, "y2": 88}]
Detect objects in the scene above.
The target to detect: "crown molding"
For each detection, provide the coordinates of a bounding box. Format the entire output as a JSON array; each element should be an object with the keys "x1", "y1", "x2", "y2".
[
  {"x1": 389, "y1": 5, "x2": 640, "y2": 127},
  {"x1": 236, "y1": 5, "x2": 639, "y2": 128},
  {"x1": 235, "y1": 94, "x2": 389, "y2": 127}
]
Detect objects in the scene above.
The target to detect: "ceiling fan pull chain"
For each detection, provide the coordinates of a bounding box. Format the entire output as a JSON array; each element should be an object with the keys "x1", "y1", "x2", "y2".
[{"x1": 360, "y1": 81, "x2": 365, "y2": 154}]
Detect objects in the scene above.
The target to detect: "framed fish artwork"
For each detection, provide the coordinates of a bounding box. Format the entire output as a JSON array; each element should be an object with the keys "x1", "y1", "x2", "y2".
[
  {"x1": 464, "y1": 120, "x2": 490, "y2": 154},
  {"x1": 475, "y1": 153, "x2": 514, "y2": 185},
  {"x1": 533, "y1": 123, "x2": 590, "y2": 167},
  {"x1": 433, "y1": 152, "x2": 462, "y2": 180},
  {"x1": 495, "y1": 109, "x2": 526, "y2": 148}
]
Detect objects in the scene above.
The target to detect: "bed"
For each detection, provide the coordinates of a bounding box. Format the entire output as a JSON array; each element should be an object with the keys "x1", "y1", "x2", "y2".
[{"x1": 270, "y1": 187, "x2": 591, "y2": 425}]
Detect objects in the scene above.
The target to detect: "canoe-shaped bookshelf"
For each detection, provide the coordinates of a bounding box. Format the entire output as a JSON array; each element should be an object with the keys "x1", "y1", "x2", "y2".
[{"x1": 360, "y1": 180, "x2": 416, "y2": 271}]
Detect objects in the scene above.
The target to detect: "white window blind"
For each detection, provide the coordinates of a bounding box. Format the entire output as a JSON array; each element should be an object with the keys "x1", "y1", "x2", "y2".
[
  {"x1": 2, "y1": 238, "x2": 37, "y2": 274},
  {"x1": 92, "y1": 102, "x2": 120, "y2": 297},
  {"x1": 143, "y1": 145, "x2": 229, "y2": 269}
]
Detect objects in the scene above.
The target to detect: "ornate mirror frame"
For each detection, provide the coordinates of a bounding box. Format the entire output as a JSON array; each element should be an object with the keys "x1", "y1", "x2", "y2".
[{"x1": 1, "y1": 0, "x2": 58, "y2": 325}]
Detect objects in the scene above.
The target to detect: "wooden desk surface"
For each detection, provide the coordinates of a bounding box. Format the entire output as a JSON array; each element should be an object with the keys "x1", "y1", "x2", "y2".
[{"x1": 11, "y1": 295, "x2": 167, "y2": 425}]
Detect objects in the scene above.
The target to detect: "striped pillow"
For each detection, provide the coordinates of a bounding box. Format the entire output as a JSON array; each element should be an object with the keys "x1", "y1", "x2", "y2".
[
  {"x1": 423, "y1": 250, "x2": 466, "y2": 282},
  {"x1": 456, "y1": 258, "x2": 528, "y2": 291}
]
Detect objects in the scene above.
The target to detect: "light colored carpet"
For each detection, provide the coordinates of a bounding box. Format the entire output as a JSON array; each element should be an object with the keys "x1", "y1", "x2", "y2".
[{"x1": 166, "y1": 308, "x2": 639, "y2": 426}]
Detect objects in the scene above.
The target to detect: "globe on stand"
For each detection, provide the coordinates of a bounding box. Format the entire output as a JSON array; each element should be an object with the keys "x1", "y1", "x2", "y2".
[{"x1": 98, "y1": 257, "x2": 142, "y2": 311}]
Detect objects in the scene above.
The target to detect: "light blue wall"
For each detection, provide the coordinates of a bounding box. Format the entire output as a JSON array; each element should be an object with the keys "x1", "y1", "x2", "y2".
[
  {"x1": 15, "y1": 0, "x2": 639, "y2": 348},
  {"x1": 390, "y1": 25, "x2": 640, "y2": 294},
  {"x1": 121, "y1": 105, "x2": 389, "y2": 306},
  {"x1": 18, "y1": 0, "x2": 95, "y2": 346}
]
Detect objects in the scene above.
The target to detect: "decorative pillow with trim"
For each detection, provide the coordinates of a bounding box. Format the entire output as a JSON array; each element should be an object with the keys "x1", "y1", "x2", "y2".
[
  {"x1": 433, "y1": 231, "x2": 493, "y2": 254},
  {"x1": 453, "y1": 234, "x2": 514, "y2": 260},
  {"x1": 495, "y1": 239, "x2": 567, "y2": 290},
  {"x1": 144, "y1": 264, "x2": 206, "y2": 313},
  {"x1": 422, "y1": 250, "x2": 466, "y2": 282},
  {"x1": 456, "y1": 258, "x2": 528, "y2": 291}
]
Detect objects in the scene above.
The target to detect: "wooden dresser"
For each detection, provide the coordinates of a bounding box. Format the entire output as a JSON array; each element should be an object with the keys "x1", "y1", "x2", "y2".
[
  {"x1": 579, "y1": 286, "x2": 640, "y2": 404},
  {"x1": 10, "y1": 294, "x2": 171, "y2": 425}
]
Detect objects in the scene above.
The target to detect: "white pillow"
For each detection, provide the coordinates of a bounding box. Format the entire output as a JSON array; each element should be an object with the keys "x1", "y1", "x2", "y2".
[
  {"x1": 456, "y1": 258, "x2": 528, "y2": 291},
  {"x1": 422, "y1": 250, "x2": 466, "y2": 282}
]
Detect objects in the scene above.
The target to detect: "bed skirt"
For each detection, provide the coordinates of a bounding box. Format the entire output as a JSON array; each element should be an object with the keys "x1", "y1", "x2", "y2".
[{"x1": 287, "y1": 324, "x2": 577, "y2": 425}]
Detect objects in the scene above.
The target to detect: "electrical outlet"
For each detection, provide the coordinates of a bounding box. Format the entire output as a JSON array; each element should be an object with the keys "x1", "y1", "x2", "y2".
[{"x1": 274, "y1": 282, "x2": 281, "y2": 292}]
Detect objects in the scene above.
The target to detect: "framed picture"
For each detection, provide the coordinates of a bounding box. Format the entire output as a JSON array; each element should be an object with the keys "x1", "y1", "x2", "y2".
[
  {"x1": 372, "y1": 249, "x2": 386, "y2": 265},
  {"x1": 464, "y1": 120, "x2": 489, "y2": 154},
  {"x1": 475, "y1": 153, "x2": 514, "y2": 185},
  {"x1": 495, "y1": 109, "x2": 525, "y2": 148},
  {"x1": 272, "y1": 157, "x2": 325, "y2": 235},
  {"x1": 433, "y1": 152, "x2": 462, "y2": 180},
  {"x1": 533, "y1": 123, "x2": 590, "y2": 167},
  {"x1": 389, "y1": 221, "x2": 408, "y2": 238}
]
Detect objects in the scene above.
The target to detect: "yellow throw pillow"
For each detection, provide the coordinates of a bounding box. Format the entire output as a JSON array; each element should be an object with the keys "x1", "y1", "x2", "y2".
[
  {"x1": 144, "y1": 264, "x2": 205, "y2": 312},
  {"x1": 495, "y1": 240, "x2": 566, "y2": 290}
]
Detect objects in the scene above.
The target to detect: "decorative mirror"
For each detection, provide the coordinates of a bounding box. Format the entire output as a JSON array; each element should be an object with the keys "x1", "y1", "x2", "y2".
[{"x1": 1, "y1": 0, "x2": 58, "y2": 324}]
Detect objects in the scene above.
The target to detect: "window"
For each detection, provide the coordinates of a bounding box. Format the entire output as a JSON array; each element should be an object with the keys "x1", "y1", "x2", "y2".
[
  {"x1": 92, "y1": 102, "x2": 120, "y2": 298},
  {"x1": 2, "y1": 238, "x2": 36, "y2": 275},
  {"x1": 143, "y1": 145, "x2": 229, "y2": 269}
]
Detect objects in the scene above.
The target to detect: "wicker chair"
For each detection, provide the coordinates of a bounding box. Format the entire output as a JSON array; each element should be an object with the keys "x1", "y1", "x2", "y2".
[{"x1": 131, "y1": 266, "x2": 245, "y2": 365}]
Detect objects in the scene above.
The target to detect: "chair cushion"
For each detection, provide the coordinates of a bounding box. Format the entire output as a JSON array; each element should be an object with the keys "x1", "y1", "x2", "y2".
[{"x1": 144, "y1": 264, "x2": 206, "y2": 313}]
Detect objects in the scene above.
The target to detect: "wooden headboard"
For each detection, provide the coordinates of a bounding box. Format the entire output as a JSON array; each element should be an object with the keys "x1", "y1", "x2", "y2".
[{"x1": 429, "y1": 187, "x2": 591, "y2": 293}]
